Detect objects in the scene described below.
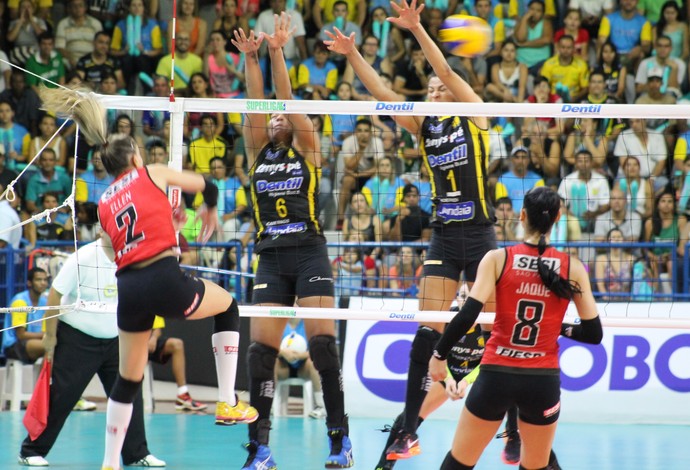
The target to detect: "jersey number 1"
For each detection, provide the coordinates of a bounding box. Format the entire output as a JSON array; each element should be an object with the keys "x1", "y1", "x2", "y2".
[
  {"x1": 510, "y1": 299, "x2": 544, "y2": 347},
  {"x1": 115, "y1": 204, "x2": 145, "y2": 247}
]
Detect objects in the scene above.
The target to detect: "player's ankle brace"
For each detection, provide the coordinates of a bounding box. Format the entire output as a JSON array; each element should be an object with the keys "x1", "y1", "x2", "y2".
[
  {"x1": 110, "y1": 374, "x2": 142, "y2": 404},
  {"x1": 214, "y1": 298, "x2": 240, "y2": 333},
  {"x1": 440, "y1": 451, "x2": 474, "y2": 470}
]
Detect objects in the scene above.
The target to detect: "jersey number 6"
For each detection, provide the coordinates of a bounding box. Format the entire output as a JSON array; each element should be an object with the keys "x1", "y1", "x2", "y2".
[
  {"x1": 276, "y1": 197, "x2": 288, "y2": 218},
  {"x1": 115, "y1": 204, "x2": 145, "y2": 246},
  {"x1": 510, "y1": 299, "x2": 544, "y2": 347}
]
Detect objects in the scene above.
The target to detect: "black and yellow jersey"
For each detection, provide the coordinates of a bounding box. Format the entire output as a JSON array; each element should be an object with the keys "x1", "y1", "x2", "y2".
[
  {"x1": 250, "y1": 144, "x2": 324, "y2": 252},
  {"x1": 420, "y1": 116, "x2": 494, "y2": 227}
]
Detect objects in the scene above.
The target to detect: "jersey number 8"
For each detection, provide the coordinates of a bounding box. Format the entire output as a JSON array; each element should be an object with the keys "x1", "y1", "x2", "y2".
[{"x1": 510, "y1": 299, "x2": 544, "y2": 347}]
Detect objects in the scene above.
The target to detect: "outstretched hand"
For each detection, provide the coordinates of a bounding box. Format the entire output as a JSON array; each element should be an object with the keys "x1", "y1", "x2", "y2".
[
  {"x1": 323, "y1": 28, "x2": 357, "y2": 55},
  {"x1": 231, "y1": 28, "x2": 263, "y2": 55},
  {"x1": 195, "y1": 205, "x2": 220, "y2": 243},
  {"x1": 264, "y1": 12, "x2": 295, "y2": 50},
  {"x1": 388, "y1": 0, "x2": 424, "y2": 31}
]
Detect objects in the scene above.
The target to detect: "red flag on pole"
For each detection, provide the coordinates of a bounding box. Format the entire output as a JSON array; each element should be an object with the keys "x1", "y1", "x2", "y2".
[{"x1": 23, "y1": 360, "x2": 51, "y2": 441}]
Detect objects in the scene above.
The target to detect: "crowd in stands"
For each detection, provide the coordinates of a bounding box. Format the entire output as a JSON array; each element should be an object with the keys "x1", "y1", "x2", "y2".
[{"x1": 2, "y1": 0, "x2": 690, "y2": 302}]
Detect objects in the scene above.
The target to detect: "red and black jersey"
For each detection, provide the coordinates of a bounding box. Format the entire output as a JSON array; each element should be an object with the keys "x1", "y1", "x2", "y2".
[
  {"x1": 482, "y1": 243, "x2": 571, "y2": 372},
  {"x1": 98, "y1": 167, "x2": 177, "y2": 271}
]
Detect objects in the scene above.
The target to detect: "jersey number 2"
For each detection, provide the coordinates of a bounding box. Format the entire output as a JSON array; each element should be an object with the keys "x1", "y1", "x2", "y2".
[
  {"x1": 115, "y1": 204, "x2": 144, "y2": 246},
  {"x1": 510, "y1": 300, "x2": 544, "y2": 347}
]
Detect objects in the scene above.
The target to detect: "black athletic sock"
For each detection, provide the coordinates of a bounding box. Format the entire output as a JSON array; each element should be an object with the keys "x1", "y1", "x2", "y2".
[
  {"x1": 402, "y1": 359, "x2": 430, "y2": 434},
  {"x1": 321, "y1": 368, "x2": 345, "y2": 428},
  {"x1": 506, "y1": 405, "x2": 518, "y2": 435},
  {"x1": 248, "y1": 378, "x2": 274, "y2": 443},
  {"x1": 440, "y1": 451, "x2": 475, "y2": 470}
]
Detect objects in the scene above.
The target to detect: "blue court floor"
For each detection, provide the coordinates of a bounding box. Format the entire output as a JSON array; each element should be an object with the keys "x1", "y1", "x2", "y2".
[{"x1": 0, "y1": 412, "x2": 688, "y2": 469}]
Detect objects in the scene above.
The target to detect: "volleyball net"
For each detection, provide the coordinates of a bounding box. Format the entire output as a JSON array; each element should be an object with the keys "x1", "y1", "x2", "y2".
[{"x1": 2, "y1": 95, "x2": 690, "y2": 332}]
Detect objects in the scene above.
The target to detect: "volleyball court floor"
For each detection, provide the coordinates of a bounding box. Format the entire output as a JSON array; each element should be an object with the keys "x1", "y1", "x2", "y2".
[{"x1": 0, "y1": 409, "x2": 688, "y2": 469}]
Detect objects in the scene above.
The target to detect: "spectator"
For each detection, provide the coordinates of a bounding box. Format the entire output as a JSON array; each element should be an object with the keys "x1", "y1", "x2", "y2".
[
  {"x1": 146, "y1": 139, "x2": 169, "y2": 164},
  {"x1": 297, "y1": 40, "x2": 338, "y2": 99},
  {"x1": 212, "y1": 0, "x2": 249, "y2": 53},
  {"x1": 324, "y1": 82, "x2": 358, "y2": 150},
  {"x1": 2, "y1": 267, "x2": 48, "y2": 363},
  {"x1": 495, "y1": 145, "x2": 545, "y2": 213},
  {"x1": 484, "y1": 39, "x2": 528, "y2": 103},
  {"x1": 568, "y1": 0, "x2": 614, "y2": 40},
  {"x1": 594, "y1": 187, "x2": 643, "y2": 242},
  {"x1": 112, "y1": 0, "x2": 163, "y2": 95},
  {"x1": 614, "y1": 155, "x2": 654, "y2": 219},
  {"x1": 142, "y1": 75, "x2": 170, "y2": 142},
  {"x1": 558, "y1": 149, "x2": 611, "y2": 234},
  {"x1": 208, "y1": 156, "x2": 247, "y2": 241},
  {"x1": 643, "y1": 189, "x2": 687, "y2": 294},
  {"x1": 653, "y1": 1, "x2": 688, "y2": 60},
  {"x1": 415, "y1": 163, "x2": 432, "y2": 214},
  {"x1": 255, "y1": 0, "x2": 307, "y2": 62},
  {"x1": 188, "y1": 114, "x2": 227, "y2": 174},
  {"x1": 74, "y1": 201, "x2": 99, "y2": 242},
  {"x1": 563, "y1": 117, "x2": 608, "y2": 170},
  {"x1": 470, "y1": 0, "x2": 505, "y2": 59},
  {"x1": 24, "y1": 149, "x2": 72, "y2": 213},
  {"x1": 99, "y1": 73, "x2": 122, "y2": 127},
  {"x1": 336, "y1": 118, "x2": 384, "y2": 229},
  {"x1": 513, "y1": 0, "x2": 553, "y2": 75},
  {"x1": 6, "y1": 0, "x2": 48, "y2": 67},
  {"x1": 494, "y1": 197, "x2": 523, "y2": 241},
  {"x1": 393, "y1": 43, "x2": 433, "y2": 102},
  {"x1": 25, "y1": 114, "x2": 69, "y2": 171},
  {"x1": 580, "y1": 71, "x2": 624, "y2": 142},
  {"x1": 7, "y1": 0, "x2": 52, "y2": 22},
  {"x1": 0, "y1": 72, "x2": 38, "y2": 138},
  {"x1": 595, "y1": 227, "x2": 635, "y2": 300},
  {"x1": 549, "y1": 196, "x2": 583, "y2": 248},
  {"x1": 362, "y1": 156, "x2": 405, "y2": 237},
  {"x1": 184, "y1": 73, "x2": 225, "y2": 140},
  {"x1": 148, "y1": 316, "x2": 207, "y2": 411},
  {"x1": 343, "y1": 191, "x2": 383, "y2": 243},
  {"x1": 75, "y1": 149, "x2": 114, "y2": 203},
  {"x1": 508, "y1": 0, "x2": 556, "y2": 20},
  {"x1": 597, "y1": 0, "x2": 651, "y2": 70},
  {"x1": 516, "y1": 119, "x2": 562, "y2": 183},
  {"x1": 168, "y1": 0, "x2": 208, "y2": 57},
  {"x1": 554, "y1": 9, "x2": 589, "y2": 62},
  {"x1": 155, "y1": 30, "x2": 201, "y2": 94},
  {"x1": 205, "y1": 30, "x2": 245, "y2": 99},
  {"x1": 594, "y1": 40, "x2": 627, "y2": 103},
  {"x1": 0, "y1": 148, "x2": 20, "y2": 197},
  {"x1": 363, "y1": 7, "x2": 405, "y2": 63},
  {"x1": 634, "y1": 70, "x2": 677, "y2": 133},
  {"x1": 27, "y1": 191, "x2": 74, "y2": 242},
  {"x1": 613, "y1": 118, "x2": 668, "y2": 191},
  {"x1": 0, "y1": 100, "x2": 31, "y2": 173},
  {"x1": 112, "y1": 114, "x2": 145, "y2": 152},
  {"x1": 275, "y1": 318, "x2": 326, "y2": 418},
  {"x1": 638, "y1": 0, "x2": 680, "y2": 25},
  {"x1": 0, "y1": 183, "x2": 22, "y2": 249},
  {"x1": 539, "y1": 34, "x2": 589, "y2": 103},
  {"x1": 332, "y1": 242, "x2": 366, "y2": 308},
  {"x1": 55, "y1": 0, "x2": 103, "y2": 70},
  {"x1": 25, "y1": 32, "x2": 66, "y2": 93},
  {"x1": 86, "y1": 0, "x2": 125, "y2": 34},
  {"x1": 0, "y1": 49, "x2": 12, "y2": 94},
  {"x1": 313, "y1": 0, "x2": 366, "y2": 30},
  {"x1": 389, "y1": 183, "x2": 431, "y2": 243},
  {"x1": 319, "y1": 1, "x2": 362, "y2": 42},
  {"x1": 523, "y1": 75, "x2": 562, "y2": 138},
  {"x1": 635, "y1": 35, "x2": 685, "y2": 97},
  {"x1": 387, "y1": 246, "x2": 421, "y2": 298},
  {"x1": 76, "y1": 31, "x2": 126, "y2": 90}
]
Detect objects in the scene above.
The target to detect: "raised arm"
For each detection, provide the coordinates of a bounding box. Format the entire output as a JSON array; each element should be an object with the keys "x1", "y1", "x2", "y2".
[
  {"x1": 232, "y1": 28, "x2": 269, "y2": 167},
  {"x1": 388, "y1": 0, "x2": 487, "y2": 128},
  {"x1": 265, "y1": 13, "x2": 320, "y2": 165},
  {"x1": 324, "y1": 28, "x2": 421, "y2": 134}
]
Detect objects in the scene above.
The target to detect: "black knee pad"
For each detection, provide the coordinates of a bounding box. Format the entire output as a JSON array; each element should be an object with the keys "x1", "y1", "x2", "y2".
[
  {"x1": 110, "y1": 374, "x2": 142, "y2": 404},
  {"x1": 308, "y1": 335, "x2": 340, "y2": 372},
  {"x1": 247, "y1": 342, "x2": 278, "y2": 380},
  {"x1": 214, "y1": 298, "x2": 240, "y2": 333},
  {"x1": 410, "y1": 326, "x2": 441, "y2": 365}
]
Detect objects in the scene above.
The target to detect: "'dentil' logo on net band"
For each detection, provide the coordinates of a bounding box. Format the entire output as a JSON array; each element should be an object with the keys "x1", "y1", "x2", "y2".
[
  {"x1": 561, "y1": 104, "x2": 602, "y2": 114},
  {"x1": 375, "y1": 102, "x2": 415, "y2": 111}
]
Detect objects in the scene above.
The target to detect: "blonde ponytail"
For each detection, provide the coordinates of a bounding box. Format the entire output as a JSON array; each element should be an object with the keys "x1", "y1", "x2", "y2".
[{"x1": 38, "y1": 85, "x2": 108, "y2": 147}]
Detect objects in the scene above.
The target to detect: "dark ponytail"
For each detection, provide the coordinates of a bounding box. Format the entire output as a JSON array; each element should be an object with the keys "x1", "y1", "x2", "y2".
[{"x1": 525, "y1": 187, "x2": 582, "y2": 300}]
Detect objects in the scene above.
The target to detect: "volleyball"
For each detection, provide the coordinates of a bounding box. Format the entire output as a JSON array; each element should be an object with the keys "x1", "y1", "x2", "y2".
[
  {"x1": 438, "y1": 15, "x2": 492, "y2": 57},
  {"x1": 280, "y1": 332, "x2": 308, "y2": 366}
]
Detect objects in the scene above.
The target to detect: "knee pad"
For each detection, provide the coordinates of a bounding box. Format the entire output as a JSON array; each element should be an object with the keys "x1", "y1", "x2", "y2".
[
  {"x1": 214, "y1": 298, "x2": 240, "y2": 333},
  {"x1": 410, "y1": 326, "x2": 441, "y2": 365},
  {"x1": 247, "y1": 342, "x2": 278, "y2": 380},
  {"x1": 110, "y1": 374, "x2": 142, "y2": 404},
  {"x1": 308, "y1": 335, "x2": 340, "y2": 372}
]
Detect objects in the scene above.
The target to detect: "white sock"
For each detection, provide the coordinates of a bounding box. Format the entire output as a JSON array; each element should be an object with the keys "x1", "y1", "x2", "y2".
[
  {"x1": 102, "y1": 399, "x2": 133, "y2": 470},
  {"x1": 314, "y1": 391, "x2": 325, "y2": 409},
  {"x1": 178, "y1": 385, "x2": 189, "y2": 396},
  {"x1": 212, "y1": 331, "x2": 240, "y2": 405}
]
